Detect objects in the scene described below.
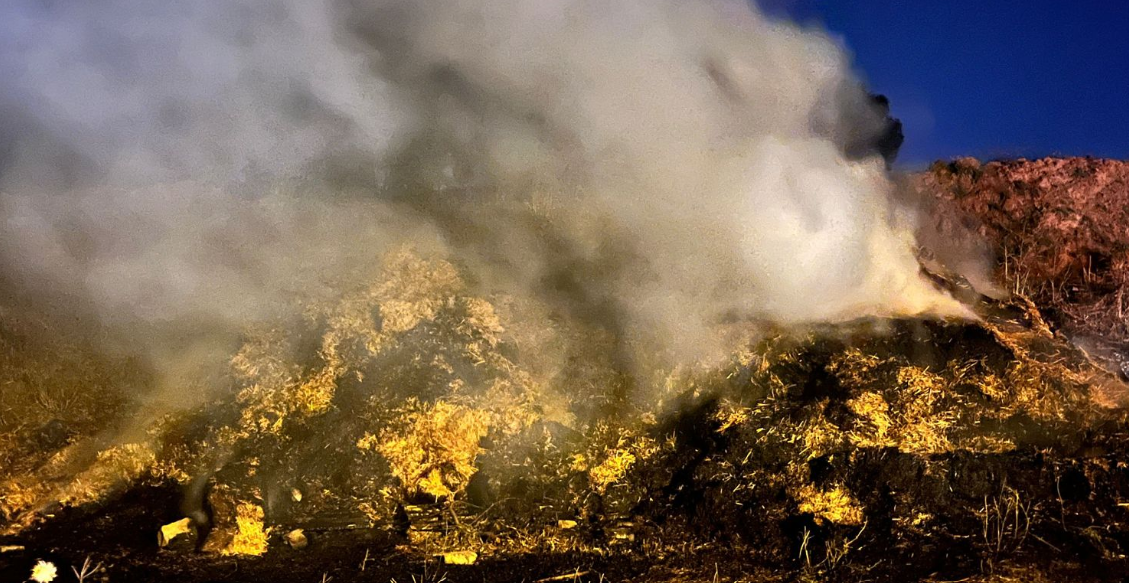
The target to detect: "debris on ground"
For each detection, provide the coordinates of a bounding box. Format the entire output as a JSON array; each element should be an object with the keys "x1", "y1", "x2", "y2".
[
  {"x1": 158, "y1": 518, "x2": 196, "y2": 550},
  {"x1": 285, "y1": 529, "x2": 308, "y2": 550},
  {"x1": 439, "y1": 550, "x2": 478, "y2": 565}
]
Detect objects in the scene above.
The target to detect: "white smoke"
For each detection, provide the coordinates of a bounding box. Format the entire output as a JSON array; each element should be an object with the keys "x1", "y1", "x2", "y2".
[
  {"x1": 0, "y1": 0, "x2": 964, "y2": 401},
  {"x1": 338, "y1": 0, "x2": 965, "y2": 358}
]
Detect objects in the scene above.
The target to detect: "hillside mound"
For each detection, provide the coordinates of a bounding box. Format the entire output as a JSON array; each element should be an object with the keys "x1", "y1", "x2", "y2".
[{"x1": 919, "y1": 157, "x2": 1129, "y2": 371}]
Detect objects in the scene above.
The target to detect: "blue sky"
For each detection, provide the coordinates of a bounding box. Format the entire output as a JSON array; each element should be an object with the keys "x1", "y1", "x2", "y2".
[{"x1": 762, "y1": 0, "x2": 1129, "y2": 167}]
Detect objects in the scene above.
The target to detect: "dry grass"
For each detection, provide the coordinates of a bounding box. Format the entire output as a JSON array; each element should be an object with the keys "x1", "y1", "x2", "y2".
[
  {"x1": 223, "y1": 502, "x2": 271, "y2": 556},
  {"x1": 572, "y1": 423, "x2": 661, "y2": 495},
  {"x1": 1, "y1": 440, "x2": 160, "y2": 530},
  {"x1": 373, "y1": 400, "x2": 491, "y2": 500},
  {"x1": 794, "y1": 484, "x2": 864, "y2": 526},
  {"x1": 977, "y1": 487, "x2": 1031, "y2": 572}
]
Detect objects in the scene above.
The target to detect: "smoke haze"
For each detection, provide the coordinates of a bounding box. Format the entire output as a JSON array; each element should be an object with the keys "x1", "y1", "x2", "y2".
[{"x1": 0, "y1": 0, "x2": 965, "y2": 407}]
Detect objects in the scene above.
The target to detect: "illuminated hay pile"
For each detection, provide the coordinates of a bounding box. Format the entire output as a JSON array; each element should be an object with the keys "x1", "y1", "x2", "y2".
[{"x1": 1, "y1": 249, "x2": 1127, "y2": 581}]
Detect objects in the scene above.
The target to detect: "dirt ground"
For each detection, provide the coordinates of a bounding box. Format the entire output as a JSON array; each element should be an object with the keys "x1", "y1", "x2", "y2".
[{"x1": 919, "y1": 157, "x2": 1129, "y2": 359}]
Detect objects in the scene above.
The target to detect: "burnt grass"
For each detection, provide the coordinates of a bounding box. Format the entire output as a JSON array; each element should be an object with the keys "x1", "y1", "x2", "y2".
[
  {"x1": 3, "y1": 236, "x2": 1129, "y2": 583},
  {"x1": 4, "y1": 424, "x2": 1129, "y2": 582},
  {"x1": 4, "y1": 318, "x2": 1129, "y2": 582}
]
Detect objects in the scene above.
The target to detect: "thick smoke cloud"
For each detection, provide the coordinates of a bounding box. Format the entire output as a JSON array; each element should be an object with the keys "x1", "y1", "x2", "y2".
[{"x1": 0, "y1": 0, "x2": 963, "y2": 406}]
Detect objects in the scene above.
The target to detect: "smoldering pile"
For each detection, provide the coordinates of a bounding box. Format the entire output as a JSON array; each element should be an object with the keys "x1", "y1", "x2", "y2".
[
  {"x1": 9, "y1": 1, "x2": 1125, "y2": 582},
  {"x1": 0, "y1": 0, "x2": 978, "y2": 540},
  {"x1": 0, "y1": 0, "x2": 964, "y2": 395},
  {"x1": 3, "y1": 246, "x2": 1129, "y2": 583}
]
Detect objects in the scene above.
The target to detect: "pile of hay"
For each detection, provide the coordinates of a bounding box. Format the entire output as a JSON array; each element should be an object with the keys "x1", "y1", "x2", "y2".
[{"x1": 1, "y1": 248, "x2": 1127, "y2": 582}]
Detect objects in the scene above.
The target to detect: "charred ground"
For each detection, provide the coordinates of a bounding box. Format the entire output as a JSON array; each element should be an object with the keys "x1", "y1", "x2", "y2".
[{"x1": 2, "y1": 159, "x2": 1129, "y2": 582}]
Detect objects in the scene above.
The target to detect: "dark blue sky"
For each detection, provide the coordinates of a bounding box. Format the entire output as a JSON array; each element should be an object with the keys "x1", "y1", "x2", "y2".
[{"x1": 762, "y1": 0, "x2": 1129, "y2": 167}]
